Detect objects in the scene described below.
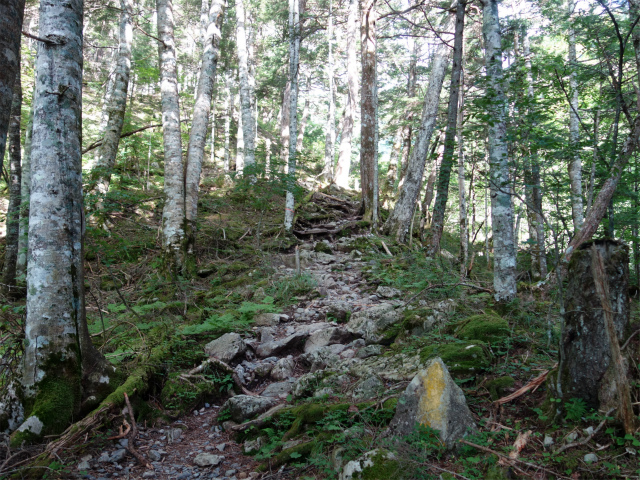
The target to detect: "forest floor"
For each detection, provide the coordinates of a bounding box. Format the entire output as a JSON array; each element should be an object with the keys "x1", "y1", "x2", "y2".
[{"x1": 1, "y1": 172, "x2": 639, "y2": 479}]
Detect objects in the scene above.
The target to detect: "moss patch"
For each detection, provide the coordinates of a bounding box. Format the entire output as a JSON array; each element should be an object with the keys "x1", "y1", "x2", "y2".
[
  {"x1": 485, "y1": 376, "x2": 515, "y2": 401},
  {"x1": 355, "y1": 450, "x2": 401, "y2": 480},
  {"x1": 456, "y1": 314, "x2": 510, "y2": 343},
  {"x1": 420, "y1": 342, "x2": 491, "y2": 376},
  {"x1": 313, "y1": 242, "x2": 333, "y2": 254}
]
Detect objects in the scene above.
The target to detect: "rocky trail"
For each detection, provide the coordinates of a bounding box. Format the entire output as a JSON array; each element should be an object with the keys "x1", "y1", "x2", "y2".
[{"x1": 67, "y1": 192, "x2": 462, "y2": 480}]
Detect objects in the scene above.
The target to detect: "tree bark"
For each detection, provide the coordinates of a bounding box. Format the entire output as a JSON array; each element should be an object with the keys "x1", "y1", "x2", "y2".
[
  {"x1": 89, "y1": 0, "x2": 133, "y2": 195},
  {"x1": 13, "y1": 0, "x2": 112, "y2": 445},
  {"x1": 567, "y1": 0, "x2": 584, "y2": 234},
  {"x1": 360, "y1": 0, "x2": 378, "y2": 225},
  {"x1": 279, "y1": 80, "x2": 291, "y2": 168},
  {"x1": 235, "y1": 0, "x2": 255, "y2": 170},
  {"x1": 284, "y1": 0, "x2": 301, "y2": 231},
  {"x1": 0, "y1": 0, "x2": 25, "y2": 166},
  {"x1": 397, "y1": 41, "x2": 419, "y2": 190},
  {"x1": 383, "y1": 13, "x2": 454, "y2": 243},
  {"x1": 223, "y1": 72, "x2": 232, "y2": 172},
  {"x1": 427, "y1": 0, "x2": 465, "y2": 255},
  {"x1": 2, "y1": 71, "x2": 22, "y2": 293},
  {"x1": 296, "y1": 74, "x2": 311, "y2": 153},
  {"x1": 482, "y1": 0, "x2": 517, "y2": 301},
  {"x1": 16, "y1": 101, "x2": 34, "y2": 280},
  {"x1": 457, "y1": 71, "x2": 468, "y2": 275},
  {"x1": 333, "y1": 0, "x2": 359, "y2": 189},
  {"x1": 322, "y1": 0, "x2": 336, "y2": 183},
  {"x1": 185, "y1": 0, "x2": 225, "y2": 251},
  {"x1": 381, "y1": 128, "x2": 403, "y2": 209},
  {"x1": 157, "y1": 0, "x2": 187, "y2": 273}
]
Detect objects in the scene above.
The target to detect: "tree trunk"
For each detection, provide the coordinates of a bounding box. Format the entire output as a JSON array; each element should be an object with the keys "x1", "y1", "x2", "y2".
[
  {"x1": 567, "y1": 0, "x2": 584, "y2": 234},
  {"x1": 157, "y1": 0, "x2": 187, "y2": 273},
  {"x1": 284, "y1": 0, "x2": 301, "y2": 231},
  {"x1": 381, "y1": 128, "x2": 403, "y2": 209},
  {"x1": 236, "y1": 96, "x2": 244, "y2": 171},
  {"x1": 90, "y1": 0, "x2": 133, "y2": 195},
  {"x1": 427, "y1": 0, "x2": 465, "y2": 255},
  {"x1": 360, "y1": 0, "x2": 378, "y2": 225},
  {"x1": 16, "y1": 101, "x2": 34, "y2": 280},
  {"x1": 482, "y1": 0, "x2": 517, "y2": 301},
  {"x1": 185, "y1": 0, "x2": 225, "y2": 251},
  {"x1": 2, "y1": 71, "x2": 22, "y2": 294},
  {"x1": 295, "y1": 74, "x2": 311, "y2": 153},
  {"x1": 13, "y1": 0, "x2": 112, "y2": 445},
  {"x1": 322, "y1": 0, "x2": 336, "y2": 183},
  {"x1": 235, "y1": 0, "x2": 255, "y2": 170},
  {"x1": 457, "y1": 72, "x2": 468, "y2": 275},
  {"x1": 383, "y1": 13, "x2": 454, "y2": 243},
  {"x1": 223, "y1": 73, "x2": 232, "y2": 172},
  {"x1": 333, "y1": 0, "x2": 359, "y2": 189},
  {"x1": 0, "y1": 0, "x2": 25, "y2": 166},
  {"x1": 279, "y1": 80, "x2": 291, "y2": 168},
  {"x1": 397, "y1": 41, "x2": 419, "y2": 190}
]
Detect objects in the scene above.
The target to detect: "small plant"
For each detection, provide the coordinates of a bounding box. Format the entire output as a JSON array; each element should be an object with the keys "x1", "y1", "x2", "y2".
[{"x1": 564, "y1": 398, "x2": 587, "y2": 422}]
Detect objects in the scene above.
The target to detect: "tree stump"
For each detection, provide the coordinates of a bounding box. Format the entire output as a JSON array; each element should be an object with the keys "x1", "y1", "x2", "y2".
[{"x1": 553, "y1": 239, "x2": 631, "y2": 411}]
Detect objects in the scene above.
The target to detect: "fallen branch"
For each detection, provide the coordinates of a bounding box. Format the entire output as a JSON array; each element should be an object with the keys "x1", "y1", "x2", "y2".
[
  {"x1": 82, "y1": 123, "x2": 163, "y2": 154},
  {"x1": 499, "y1": 430, "x2": 531, "y2": 466},
  {"x1": 495, "y1": 367, "x2": 555, "y2": 405},
  {"x1": 186, "y1": 358, "x2": 255, "y2": 396},
  {"x1": 107, "y1": 419, "x2": 131, "y2": 440},
  {"x1": 380, "y1": 240, "x2": 393, "y2": 257},
  {"x1": 555, "y1": 408, "x2": 615, "y2": 454},
  {"x1": 459, "y1": 439, "x2": 571, "y2": 479},
  {"x1": 229, "y1": 404, "x2": 287, "y2": 432},
  {"x1": 123, "y1": 392, "x2": 152, "y2": 469}
]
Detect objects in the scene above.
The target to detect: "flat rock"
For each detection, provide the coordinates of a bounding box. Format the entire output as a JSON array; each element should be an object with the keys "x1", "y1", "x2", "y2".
[
  {"x1": 254, "y1": 313, "x2": 281, "y2": 327},
  {"x1": 255, "y1": 332, "x2": 306, "y2": 358},
  {"x1": 375, "y1": 286, "x2": 401, "y2": 298},
  {"x1": 352, "y1": 376, "x2": 384, "y2": 400},
  {"x1": 204, "y1": 333, "x2": 247, "y2": 363},
  {"x1": 389, "y1": 357, "x2": 476, "y2": 449},
  {"x1": 221, "y1": 395, "x2": 278, "y2": 423},
  {"x1": 271, "y1": 357, "x2": 295, "y2": 381},
  {"x1": 193, "y1": 453, "x2": 224, "y2": 467},
  {"x1": 261, "y1": 380, "x2": 294, "y2": 398},
  {"x1": 346, "y1": 303, "x2": 402, "y2": 344},
  {"x1": 304, "y1": 327, "x2": 354, "y2": 353}
]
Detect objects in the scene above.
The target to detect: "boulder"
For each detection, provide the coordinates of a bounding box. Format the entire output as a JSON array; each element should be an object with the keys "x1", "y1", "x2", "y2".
[
  {"x1": 326, "y1": 300, "x2": 352, "y2": 323},
  {"x1": 304, "y1": 327, "x2": 354, "y2": 353},
  {"x1": 204, "y1": 333, "x2": 247, "y2": 363},
  {"x1": 375, "y1": 286, "x2": 401, "y2": 299},
  {"x1": 271, "y1": 357, "x2": 295, "y2": 381},
  {"x1": 389, "y1": 357, "x2": 476, "y2": 448},
  {"x1": 346, "y1": 303, "x2": 402, "y2": 344},
  {"x1": 340, "y1": 449, "x2": 400, "y2": 480},
  {"x1": 255, "y1": 332, "x2": 307, "y2": 358},
  {"x1": 419, "y1": 341, "x2": 491, "y2": 377},
  {"x1": 221, "y1": 395, "x2": 278, "y2": 423},
  {"x1": 300, "y1": 347, "x2": 342, "y2": 372},
  {"x1": 254, "y1": 313, "x2": 281, "y2": 327},
  {"x1": 356, "y1": 344, "x2": 382, "y2": 359},
  {"x1": 352, "y1": 376, "x2": 384, "y2": 400},
  {"x1": 261, "y1": 380, "x2": 295, "y2": 398}
]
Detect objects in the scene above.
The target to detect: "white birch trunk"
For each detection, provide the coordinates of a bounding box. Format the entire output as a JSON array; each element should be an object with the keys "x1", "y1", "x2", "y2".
[
  {"x1": 284, "y1": 0, "x2": 301, "y2": 231},
  {"x1": 158, "y1": 0, "x2": 187, "y2": 272},
  {"x1": 235, "y1": 0, "x2": 255, "y2": 169},
  {"x1": 482, "y1": 0, "x2": 517, "y2": 301},
  {"x1": 296, "y1": 74, "x2": 311, "y2": 154},
  {"x1": 185, "y1": 0, "x2": 225, "y2": 250},
  {"x1": 223, "y1": 73, "x2": 232, "y2": 172},
  {"x1": 322, "y1": 0, "x2": 336, "y2": 183},
  {"x1": 16, "y1": 101, "x2": 34, "y2": 280},
  {"x1": 568, "y1": 0, "x2": 584, "y2": 233},
  {"x1": 457, "y1": 72, "x2": 468, "y2": 275},
  {"x1": 333, "y1": 0, "x2": 359, "y2": 188},
  {"x1": 236, "y1": 104, "x2": 244, "y2": 171},
  {"x1": 15, "y1": 0, "x2": 112, "y2": 443},
  {"x1": 280, "y1": 80, "x2": 291, "y2": 168},
  {"x1": 383, "y1": 14, "x2": 454, "y2": 242}
]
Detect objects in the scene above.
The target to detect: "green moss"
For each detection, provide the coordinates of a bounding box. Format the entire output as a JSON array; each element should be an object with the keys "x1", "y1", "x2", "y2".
[
  {"x1": 485, "y1": 376, "x2": 515, "y2": 401},
  {"x1": 160, "y1": 374, "x2": 220, "y2": 416},
  {"x1": 355, "y1": 450, "x2": 401, "y2": 479},
  {"x1": 314, "y1": 242, "x2": 333, "y2": 254},
  {"x1": 456, "y1": 314, "x2": 510, "y2": 343},
  {"x1": 485, "y1": 465, "x2": 511, "y2": 480},
  {"x1": 420, "y1": 342, "x2": 491, "y2": 376}
]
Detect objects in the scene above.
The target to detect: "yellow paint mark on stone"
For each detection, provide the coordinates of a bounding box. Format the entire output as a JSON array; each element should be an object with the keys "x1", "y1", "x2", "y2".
[{"x1": 417, "y1": 360, "x2": 446, "y2": 432}]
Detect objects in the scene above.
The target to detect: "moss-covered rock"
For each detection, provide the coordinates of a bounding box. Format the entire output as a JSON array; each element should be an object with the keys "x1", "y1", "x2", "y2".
[
  {"x1": 313, "y1": 242, "x2": 333, "y2": 254},
  {"x1": 419, "y1": 342, "x2": 491, "y2": 376},
  {"x1": 455, "y1": 314, "x2": 510, "y2": 343},
  {"x1": 341, "y1": 449, "x2": 401, "y2": 480},
  {"x1": 485, "y1": 376, "x2": 516, "y2": 401},
  {"x1": 160, "y1": 373, "x2": 220, "y2": 417}
]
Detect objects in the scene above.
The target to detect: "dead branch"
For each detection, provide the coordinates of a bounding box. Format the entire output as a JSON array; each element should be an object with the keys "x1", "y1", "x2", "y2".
[
  {"x1": 107, "y1": 419, "x2": 131, "y2": 440},
  {"x1": 187, "y1": 358, "x2": 255, "y2": 396},
  {"x1": 495, "y1": 367, "x2": 554, "y2": 405},
  {"x1": 229, "y1": 404, "x2": 287, "y2": 432},
  {"x1": 123, "y1": 392, "x2": 152, "y2": 469},
  {"x1": 555, "y1": 408, "x2": 615, "y2": 454}
]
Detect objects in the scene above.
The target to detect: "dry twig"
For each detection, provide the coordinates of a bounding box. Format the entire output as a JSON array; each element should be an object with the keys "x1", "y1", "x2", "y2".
[
  {"x1": 494, "y1": 367, "x2": 555, "y2": 405},
  {"x1": 555, "y1": 408, "x2": 616, "y2": 454}
]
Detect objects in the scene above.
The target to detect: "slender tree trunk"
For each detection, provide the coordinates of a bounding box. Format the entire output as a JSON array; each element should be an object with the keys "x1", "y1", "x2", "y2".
[
  {"x1": 2, "y1": 71, "x2": 22, "y2": 293},
  {"x1": 381, "y1": 128, "x2": 403, "y2": 208},
  {"x1": 482, "y1": 0, "x2": 517, "y2": 301},
  {"x1": 427, "y1": 0, "x2": 465, "y2": 255},
  {"x1": 235, "y1": 0, "x2": 255, "y2": 169},
  {"x1": 90, "y1": 0, "x2": 133, "y2": 195},
  {"x1": 383, "y1": 13, "x2": 454, "y2": 243},
  {"x1": 280, "y1": 80, "x2": 291, "y2": 168},
  {"x1": 296, "y1": 74, "x2": 311, "y2": 153},
  {"x1": 13, "y1": 0, "x2": 112, "y2": 444},
  {"x1": 0, "y1": 0, "x2": 25, "y2": 166},
  {"x1": 586, "y1": 108, "x2": 599, "y2": 217},
  {"x1": 223, "y1": 73, "x2": 232, "y2": 172},
  {"x1": 360, "y1": 0, "x2": 378, "y2": 225},
  {"x1": 158, "y1": 0, "x2": 187, "y2": 273},
  {"x1": 334, "y1": 0, "x2": 359, "y2": 188},
  {"x1": 458, "y1": 72, "x2": 468, "y2": 275},
  {"x1": 185, "y1": 0, "x2": 225, "y2": 251},
  {"x1": 397, "y1": 41, "x2": 419, "y2": 189},
  {"x1": 16, "y1": 101, "x2": 34, "y2": 280},
  {"x1": 420, "y1": 140, "x2": 441, "y2": 231},
  {"x1": 236, "y1": 92, "x2": 244, "y2": 171},
  {"x1": 568, "y1": 0, "x2": 584, "y2": 233},
  {"x1": 284, "y1": 0, "x2": 301, "y2": 231},
  {"x1": 484, "y1": 181, "x2": 491, "y2": 269},
  {"x1": 322, "y1": 0, "x2": 336, "y2": 183}
]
